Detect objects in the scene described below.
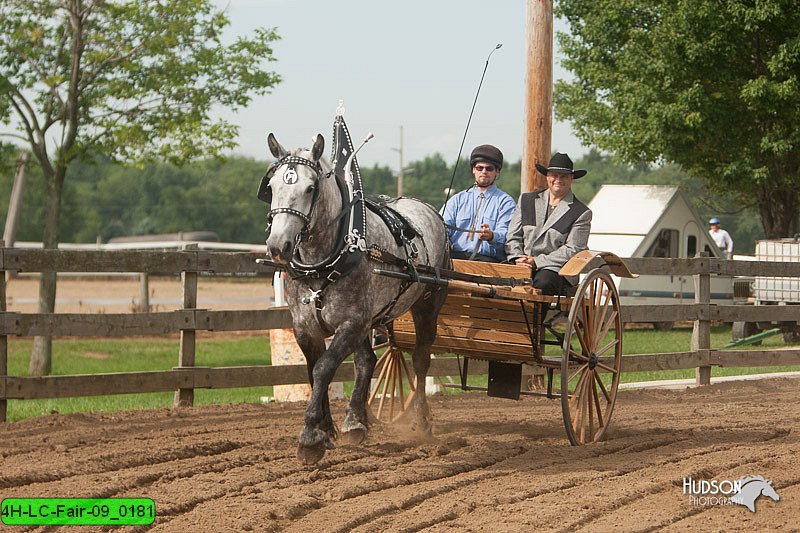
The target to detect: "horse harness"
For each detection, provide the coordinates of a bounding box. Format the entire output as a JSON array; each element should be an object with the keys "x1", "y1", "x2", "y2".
[
  {"x1": 258, "y1": 155, "x2": 329, "y2": 234},
  {"x1": 259, "y1": 154, "x2": 428, "y2": 336}
]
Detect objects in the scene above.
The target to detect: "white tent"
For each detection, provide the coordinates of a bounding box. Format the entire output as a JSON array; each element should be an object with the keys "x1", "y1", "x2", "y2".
[
  {"x1": 588, "y1": 184, "x2": 721, "y2": 260},
  {"x1": 586, "y1": 185, "x2": 733, "y2": 315}
]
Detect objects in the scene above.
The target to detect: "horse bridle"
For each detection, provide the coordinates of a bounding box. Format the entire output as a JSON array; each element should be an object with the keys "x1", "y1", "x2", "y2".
[{"x1": 259, "y1": 155, "x2": 332, "y2": 237}]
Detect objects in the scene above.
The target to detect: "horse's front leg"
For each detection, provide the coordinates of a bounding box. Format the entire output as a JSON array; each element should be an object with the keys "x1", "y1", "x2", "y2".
[
  {"x1": 340, "y1": 335, "x2": 377, "y2": 445},
  {"x1": 293, "y1": 331, "x2": 335, "y2": 464},
  {"x1": 296, "y1": 322, "x2": 364, "y2": 465}
]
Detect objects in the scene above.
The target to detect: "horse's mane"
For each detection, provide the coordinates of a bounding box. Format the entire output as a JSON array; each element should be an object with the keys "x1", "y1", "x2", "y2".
[
  {"x1": 739, "y1": 475, "x2": 769, "y2": 486},
  {"x1": 288, "y1": 147, "x2": 332, "y2": 172}
]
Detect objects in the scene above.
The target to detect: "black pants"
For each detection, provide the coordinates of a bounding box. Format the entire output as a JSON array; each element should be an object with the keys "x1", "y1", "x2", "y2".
[
  {"x1": 451, "y1": 250, "x2": 501, "y2": 263},
  {"x1": 532, "y1": 268, "x2": 571, "y2": 296}
]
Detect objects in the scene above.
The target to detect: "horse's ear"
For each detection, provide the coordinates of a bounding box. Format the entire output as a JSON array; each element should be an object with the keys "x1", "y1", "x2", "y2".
[
  {"x1": 311, "y1": 134, "x2": 324, "y2": 162},
  {"x1": 267, "y1": 133, "x2": 288, "y2": 159}
]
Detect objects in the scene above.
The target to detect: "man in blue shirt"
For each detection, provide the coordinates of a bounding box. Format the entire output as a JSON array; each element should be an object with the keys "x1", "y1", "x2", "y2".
[{"x1": 441, "y1": 144, "x2": 516, "y2": 262}]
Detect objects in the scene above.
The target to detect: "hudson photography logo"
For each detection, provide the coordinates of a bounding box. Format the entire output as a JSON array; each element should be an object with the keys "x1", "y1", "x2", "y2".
[{"x1": 683, "y1": 475, "x2": 780, "y2": 512}]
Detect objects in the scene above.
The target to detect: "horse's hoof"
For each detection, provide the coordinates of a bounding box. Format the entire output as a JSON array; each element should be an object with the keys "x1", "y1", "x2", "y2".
[
  {"x1": 297, "y1": 442, "x2": 326, "y2": 465},
  {"x1": 298, "y1": 427, "x2": 330, "y2": 464},
  {"x1": 339, "y1": 425, "x2": 367, "y2": 445},
  {"x1": 412, "y1": 421, "x2": 434, "y2": 438}
]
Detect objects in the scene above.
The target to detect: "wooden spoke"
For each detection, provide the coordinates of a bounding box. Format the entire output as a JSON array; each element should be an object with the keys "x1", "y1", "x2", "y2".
[
  {"x1": 368, "y1": 350, "x2": 392, "y2": 405},
  {"x1": 594, "y1": 371, "x2": 612, "y2": 403},
  {"x1": 396, "y1": 360, "x2": 406, "y2": 409},
  {"x1": 578, "y1": 370, "x2": 591, "y2": 441},
  {"x1": 592, "y1": 379, "x2": 605, "y2": 429},
  {"x1": 567, "y1": 363, "x2": 588, "y2": 388},
  {"x1": 587, "y1": 371, "x2": 595, "y2": 439},
  {"x1": 568, "y1": 368, "x2": 590, "y2": 412},
  {"x1": 376, "y1": 352, "x2": 394, "y2": 419},
  {"x1": 568, "y1": 348, "x2": 590, "y2": 363},
  {"x1": 571, "y1": 371, "x2": 588, "y2": 433},
  {"x1": 596, "y1": 309, "x2": 619, "y2": 346},
  {"x1": 368, "y1": 345, "x2": 417, "y2": 424},
  {"x1": 593, "y1": 288, "x2": 611, "y2": 344},
  {"x1": 562, "y1": 269, "x2": 623, "y2": 445},
  {"x1": 399, "y1": 352, "x2": 416, "y2": 394},
  {"x1": 580, "y1": 294, "x2": 593, "y2": 349},
  {"x1": 571, "y1": 321, "x2": 591, "y2": 358},
  {"x1": 389, "y1": 357, "x2": 397, "y2": 420},
  {"x1": 594, "y1": 360, "x2": 619, "y2": 375},
  {"x1": 595, "y1": 338, "x2": 620, "y2": 358}
]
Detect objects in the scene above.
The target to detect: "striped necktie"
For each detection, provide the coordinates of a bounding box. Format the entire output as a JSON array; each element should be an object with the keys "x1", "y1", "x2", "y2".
[{"x1": 468, "y1": 192, "x2": 485, "y2": 240}]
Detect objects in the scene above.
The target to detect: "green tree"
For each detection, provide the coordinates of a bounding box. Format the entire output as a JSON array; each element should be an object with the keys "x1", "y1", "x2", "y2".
[
  {"x1": 0, "y1": 0, "x2": 281, "y2": 375},
  {"x1": 555, "y1": 0, "x2": 800, "y2": 239},
  {"x1": 361, "y1": 163, "x2": 397, "y2": 197},
  {"x1": 403, "y1": 153, "x2": 454, "y2": 208}
]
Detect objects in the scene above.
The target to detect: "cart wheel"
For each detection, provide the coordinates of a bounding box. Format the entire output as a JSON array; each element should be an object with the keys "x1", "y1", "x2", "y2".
[
  {"x1": 367, "y1": 344, "x2": 416, "y2": 423},
  {"x1": 561, "y1": 269, "x2": 622, "y2": 445}
]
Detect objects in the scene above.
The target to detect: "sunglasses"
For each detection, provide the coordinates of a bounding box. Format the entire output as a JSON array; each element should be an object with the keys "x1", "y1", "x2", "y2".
[{"x1": 474, "y1": 164, "x2": 496, "y2": 172}]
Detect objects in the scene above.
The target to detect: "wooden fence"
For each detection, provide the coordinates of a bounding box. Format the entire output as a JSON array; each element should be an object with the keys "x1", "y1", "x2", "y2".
[{"x1": 1, "y1": 248, "x2": 799, "y2": 422}]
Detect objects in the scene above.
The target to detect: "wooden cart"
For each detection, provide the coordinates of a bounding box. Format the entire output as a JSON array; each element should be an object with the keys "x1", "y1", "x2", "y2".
[{"x1": 369, "y1": 251, "x2": 637, "y2": 445}]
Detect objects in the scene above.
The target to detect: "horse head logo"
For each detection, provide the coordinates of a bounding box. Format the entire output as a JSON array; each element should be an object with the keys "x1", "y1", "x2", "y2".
[{"x1": 730, "y1": 476, "x2": 780, "y2": 513}]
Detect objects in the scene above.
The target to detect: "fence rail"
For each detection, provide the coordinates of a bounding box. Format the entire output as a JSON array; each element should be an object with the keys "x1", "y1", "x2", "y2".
[{"x1": 1, "y1": 249, "x2": 799, "y2": 422}]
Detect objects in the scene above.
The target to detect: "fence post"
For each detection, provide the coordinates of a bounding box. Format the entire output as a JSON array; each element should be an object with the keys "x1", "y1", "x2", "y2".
[
  {"x1": 139, "y1": 272, "x2": 150, "y2": 312},
  {"x1": 692, "y1": 252, "x2": 711, "y2": 385},
  {"x1": 174, "y1": 244, "x2": 198, "y2": 407},
  {"x1": 0, "y1": 240, "x2": 7, "y2": 422}
]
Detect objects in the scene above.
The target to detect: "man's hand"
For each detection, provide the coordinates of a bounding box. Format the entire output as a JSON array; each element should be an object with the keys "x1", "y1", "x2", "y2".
[
  {"x1": 514, "y1": 255, "x2": 537, "y2": 267},
  {"x1": 477, "y1": 223, "x2": 494, "y2": 241}
]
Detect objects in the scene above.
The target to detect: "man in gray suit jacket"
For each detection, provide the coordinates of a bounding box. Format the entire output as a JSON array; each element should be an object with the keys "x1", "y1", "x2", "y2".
[{"x1": 505, "y1": 153, "x2": 592, "y2": 295}]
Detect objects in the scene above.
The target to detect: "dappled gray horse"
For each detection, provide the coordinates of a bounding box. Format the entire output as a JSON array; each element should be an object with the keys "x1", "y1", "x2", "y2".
[{"x1": 263, "y1": 132, "x2": 448, "y2": 464}]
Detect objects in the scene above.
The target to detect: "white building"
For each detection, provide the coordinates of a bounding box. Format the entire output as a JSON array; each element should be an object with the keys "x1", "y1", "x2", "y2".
[{"x1": 587, "y1": 185, "x2": 734, "y2": 327}]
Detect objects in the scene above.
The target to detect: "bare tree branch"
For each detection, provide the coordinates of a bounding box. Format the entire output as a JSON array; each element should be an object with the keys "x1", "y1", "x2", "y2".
[{"x1": 0, "y1": 132, "x2": 31, "y2": 143}]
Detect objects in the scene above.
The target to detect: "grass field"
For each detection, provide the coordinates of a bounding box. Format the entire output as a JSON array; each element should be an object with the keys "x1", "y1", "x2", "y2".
[{"x1": 3, "y1": 325, "x2": 798, "y2": 422}]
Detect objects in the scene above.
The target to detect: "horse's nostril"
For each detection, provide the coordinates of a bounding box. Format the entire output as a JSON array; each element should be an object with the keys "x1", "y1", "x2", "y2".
[{"x1": 268, "y1": 241, "x2": 293, "y2": 263}]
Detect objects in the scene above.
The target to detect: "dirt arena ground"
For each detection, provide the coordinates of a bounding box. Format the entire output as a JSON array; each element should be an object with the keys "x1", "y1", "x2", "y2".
[
  {"x1": 2, "y1": 278, "x2": 798, "y2": 530},
  {"x1": 1, "y1": 377, "x2": 798, "y2": 532},
  {"x1": 4, "y1": 276, "x2": 275, "y2": 314}
]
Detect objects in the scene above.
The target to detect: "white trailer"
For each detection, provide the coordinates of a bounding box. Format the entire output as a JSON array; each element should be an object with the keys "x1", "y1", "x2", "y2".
[
  {"x1": 586, "y1": 185, "x2": 735, "y2": 329},
  {"x1": 733, "y1": 238, "x2": 800, "y2": 343}
]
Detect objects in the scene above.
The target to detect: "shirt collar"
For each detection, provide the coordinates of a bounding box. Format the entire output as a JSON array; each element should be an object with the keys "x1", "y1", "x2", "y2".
[{"x1": 472, "y1": 184, "x2": 498, "y2": 196}]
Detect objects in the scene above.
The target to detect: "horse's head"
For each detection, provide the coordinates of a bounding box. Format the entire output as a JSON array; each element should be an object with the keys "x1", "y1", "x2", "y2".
[
  {"x1": 262, "y1": 133, "x2": 328, "y2": 264},
  {"x1": 761, "y1": 480, "x2": 780, "y2": 502}
]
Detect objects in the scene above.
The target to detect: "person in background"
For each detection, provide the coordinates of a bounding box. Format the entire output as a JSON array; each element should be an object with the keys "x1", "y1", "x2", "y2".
[
  {"x1": 505, "y1": 152, "x2": 592, "y2": 295},
  {"x1": 708, "y1": 217, "x2": 734, "y2": 259},
  {"x1": 440, "y1": 144, "x2": 516, "y2": 262}
]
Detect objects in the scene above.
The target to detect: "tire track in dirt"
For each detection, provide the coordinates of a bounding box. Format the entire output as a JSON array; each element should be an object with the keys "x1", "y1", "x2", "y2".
[
  {"x1": 282, "y1": 384, "x2": 798, "y2": 533},
  {"x1": 151, "y1": 437, "x2": 525, "y2": 531},
  {"x1": 549, "y1": 438, "x2": 799, "y2": 532},
  {"x1": 404, "y1": 414, "x2": 786, "y2": 531},
  {"x1": 144, "y1": 439, "x2": 458, "y2": 529},
  {"x1": 339, "y1": 430, "x2": 785, "y2": 532},
  {"x1": 236, "y1": 430, "x2": 690, "y2": 530}
]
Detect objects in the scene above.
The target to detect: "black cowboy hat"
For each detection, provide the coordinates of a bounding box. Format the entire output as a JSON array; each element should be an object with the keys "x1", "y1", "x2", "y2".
[
  {"x1": 470, "y1": 144, "x2": 503, "y2": 170},
  {"x1": 535, "y1": 152, "x2": 587, "y2": 179}
]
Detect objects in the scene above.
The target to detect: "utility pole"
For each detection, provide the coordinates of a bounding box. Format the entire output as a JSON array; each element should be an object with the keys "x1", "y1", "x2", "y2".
[
  {"x1": 392, "y1": 125, "x2": 404, "y2": 196},
  {"x1": 523, "y1": 0, "x2": 553, "y2": 193},
  {"x1": 3, "y1": 152, "x2": 30, "y2": 248}
]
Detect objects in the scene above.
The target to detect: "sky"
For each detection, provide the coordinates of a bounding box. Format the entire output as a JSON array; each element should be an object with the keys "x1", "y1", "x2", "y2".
[{"x1": 213, "y1": 0, "x2": 587, "y2": 170}]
